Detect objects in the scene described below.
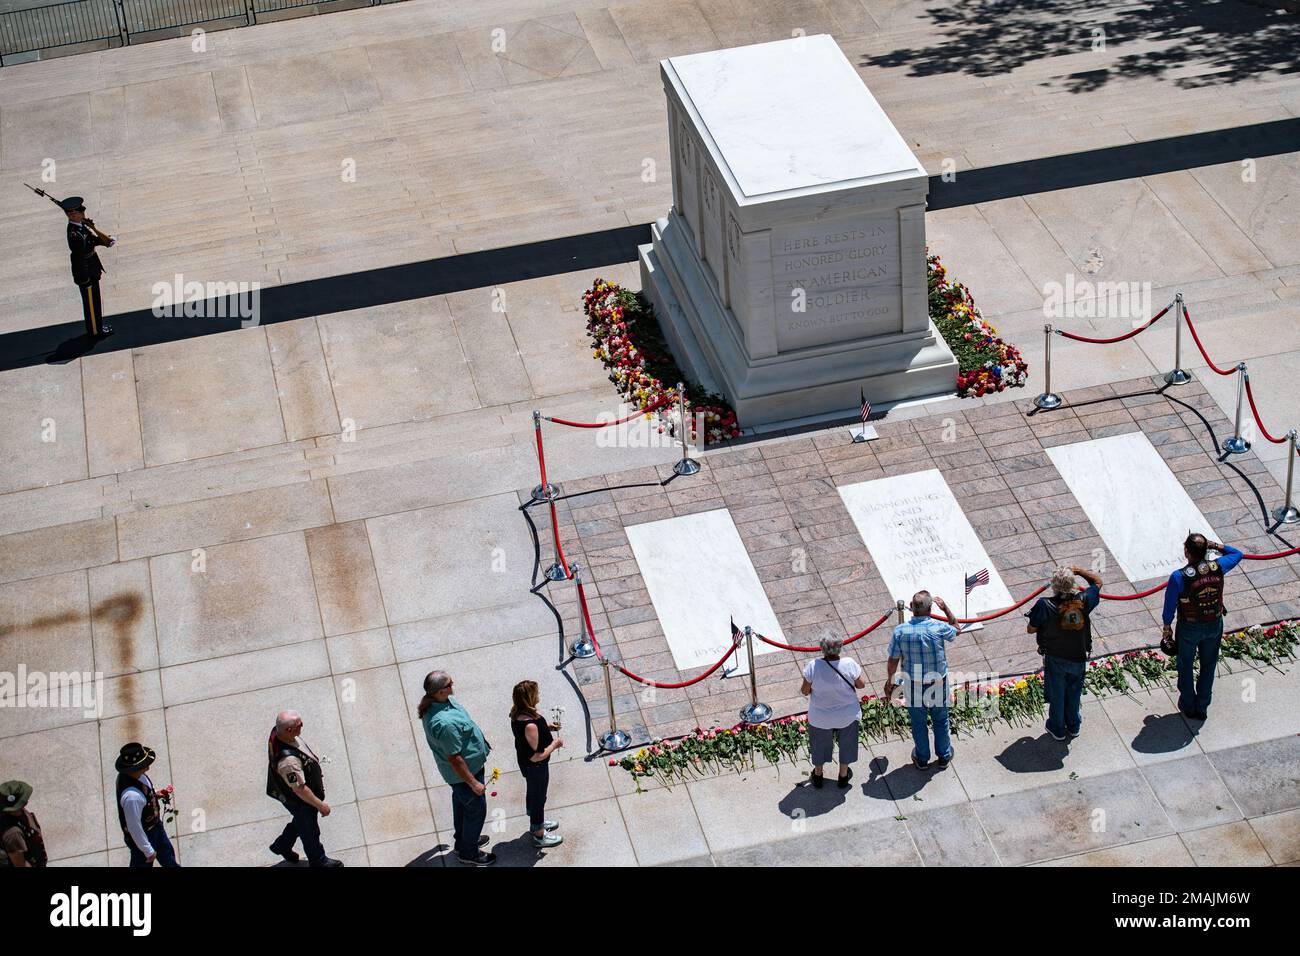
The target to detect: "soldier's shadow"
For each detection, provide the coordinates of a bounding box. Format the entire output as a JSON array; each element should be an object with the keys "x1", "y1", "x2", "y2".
[{"x1": 45, "y1": 335, "x2": 98, "y2": 365}]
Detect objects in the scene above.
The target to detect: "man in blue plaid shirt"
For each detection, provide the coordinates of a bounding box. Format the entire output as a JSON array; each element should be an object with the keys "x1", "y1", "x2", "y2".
[{"x1": 884, "y1": 590, "x2": 959, "y2": 770}]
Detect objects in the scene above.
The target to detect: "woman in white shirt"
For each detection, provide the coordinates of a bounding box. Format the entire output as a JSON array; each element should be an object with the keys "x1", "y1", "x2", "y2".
[{"x1": 800, "y1": 636, "x2": 866, "y2": 789}]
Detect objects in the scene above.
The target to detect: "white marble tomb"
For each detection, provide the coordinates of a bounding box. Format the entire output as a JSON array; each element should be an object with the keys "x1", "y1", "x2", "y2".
[
  {"x1": 638, "y1": 35, "x2": 959, "y2": 427},
  {"x1": 1045, "y1": 432, "x2": 1216, "y2": 582},
  {"x1": 624, "y1": 508, "x2": 784, "y2": 674},
  {"x1": 837, "y1": 469, "x2": 1014, "y2": 617}
]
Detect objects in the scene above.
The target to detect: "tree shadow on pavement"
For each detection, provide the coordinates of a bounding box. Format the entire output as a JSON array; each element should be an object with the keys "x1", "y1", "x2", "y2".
[{"x1": 862, "y1": 0, "x2": 1300, "y2": 93}]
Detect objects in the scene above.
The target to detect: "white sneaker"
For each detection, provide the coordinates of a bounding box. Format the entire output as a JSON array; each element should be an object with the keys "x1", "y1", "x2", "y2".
[
  {"x1": 533, "y1": 832, "x2": 563, "y2": 848},
  {"x1": 542, "y1": 819, "x2": 559, "y2": 831}
]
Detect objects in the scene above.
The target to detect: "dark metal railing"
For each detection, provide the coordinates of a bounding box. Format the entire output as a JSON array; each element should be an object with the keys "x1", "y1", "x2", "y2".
[
  {"x1": 0, "y1": 0, "x2": 120, "y2": 57},
  {"x1": 120, "y1": 0, "x2": 247, "y2": 34},
  {"x1": 0, "y1": 0, "x2": 390, "y2": 64}
]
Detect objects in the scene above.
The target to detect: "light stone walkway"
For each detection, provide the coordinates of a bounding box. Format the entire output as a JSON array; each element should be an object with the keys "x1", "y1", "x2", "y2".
[{"x1": 1, "y1": 0, "x2": 1299, "y2": 865}]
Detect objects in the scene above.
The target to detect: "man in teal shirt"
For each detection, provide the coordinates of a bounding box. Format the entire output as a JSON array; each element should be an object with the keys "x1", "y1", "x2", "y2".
[{"x1": 418, "y1": 670, "x2": 494, "y2": 865}]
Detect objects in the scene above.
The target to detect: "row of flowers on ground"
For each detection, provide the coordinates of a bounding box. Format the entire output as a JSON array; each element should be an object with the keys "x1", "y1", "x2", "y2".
[
  {"x1": 611, "y1": 620, "x2": 1299, "y2": 789},
  {"x1": 582, "y1": 254, "x2": 1026, "y2": 442}
]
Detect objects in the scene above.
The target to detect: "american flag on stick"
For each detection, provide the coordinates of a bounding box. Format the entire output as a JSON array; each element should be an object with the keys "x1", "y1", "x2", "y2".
[
  {"x1": 860, "y1": 388, "x2": 871, "y2": 425},
  {"x1": 965, "y1": 568, "x2": 990, "y2": 594}
]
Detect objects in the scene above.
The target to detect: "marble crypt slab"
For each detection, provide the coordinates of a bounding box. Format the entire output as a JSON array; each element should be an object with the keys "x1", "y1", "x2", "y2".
[
  {"x1": 837, "y1": 468, "x2": 1015, "y2": 616},
  {"x1": 624, "y1": 507, "x2": 784, "y2": 674},
  {"x1": 1045, "y1": 431, "x2": 1216, "y2": 583}
]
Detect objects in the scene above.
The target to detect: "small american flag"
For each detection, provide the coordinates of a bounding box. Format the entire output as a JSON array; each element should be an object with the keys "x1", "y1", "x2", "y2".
[
  {"x1": 860, "y1": 388, "x2": 871, "y2": 425},
  {"x1": 965, "y1": 568, "x2": 990, "y2": 594}
]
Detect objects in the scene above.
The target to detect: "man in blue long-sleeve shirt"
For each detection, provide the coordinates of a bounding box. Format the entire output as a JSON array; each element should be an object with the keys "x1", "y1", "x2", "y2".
[{"x1": 1161, "y1": 533, "x2": 1243, "y2": 721}]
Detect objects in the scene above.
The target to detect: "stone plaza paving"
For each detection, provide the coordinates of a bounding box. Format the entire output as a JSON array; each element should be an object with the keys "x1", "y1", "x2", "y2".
[{"x1": 1, "y1": 0, "x2": 1299, "y2": 866}]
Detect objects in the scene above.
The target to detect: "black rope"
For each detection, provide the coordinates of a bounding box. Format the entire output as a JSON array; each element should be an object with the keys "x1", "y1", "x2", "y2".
[{"x1": 518, "y1": 498, "x2": 594, "y2": 755}]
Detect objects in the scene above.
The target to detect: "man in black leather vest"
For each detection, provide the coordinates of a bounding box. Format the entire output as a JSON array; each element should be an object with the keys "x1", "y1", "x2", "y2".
[
  {"x1": 1161, "y1": 534, "x2": 1244, "y2": 720},
  {"x1": 267, "y1": 710, "x2": 343, "y2": 867},
  {"x1": 1026, "y1": 565, "x2": 1102, "y2": 741},
  {"x1": 115, "y1": 742, "x2": 179, "y2": 867}
]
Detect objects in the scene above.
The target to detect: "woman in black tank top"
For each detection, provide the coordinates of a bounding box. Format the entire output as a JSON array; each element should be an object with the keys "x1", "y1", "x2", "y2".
[{"x1": 510, "y1": 680, "x2": 563, "y2": 848}]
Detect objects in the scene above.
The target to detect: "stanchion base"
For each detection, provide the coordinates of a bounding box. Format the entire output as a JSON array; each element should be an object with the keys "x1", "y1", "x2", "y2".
[
  {"x1": 673, "y1": 457, "x2": 701, "y2": 476},
  {"x1": 1033, "y1": 392, "x2": 1063, "y2": 410},
  {"x1": 1221, "y1": 437, "x2": 1250, "y2": 456},
  {"x1": 544, "y1": 562, "x2": 569, "y2": 582},
  {"x1": 740, "y1": 702, "x2": 774, "y2": 725},
  {"x1": 599, "y1": 729, "x2": 631, "y2": 752},
  {"x1": 1273, "y1": 505, "x2": 1300, "y2": 525},
  {"x1": 1164, "y1": 368, "x2": 1192, "y2": 386},
  {"x1": 531, "y1": 482, "x2": 560, "y2": 502},
  {"x1": 568, "y1": 638, "x2": 596, "y2": 659}
]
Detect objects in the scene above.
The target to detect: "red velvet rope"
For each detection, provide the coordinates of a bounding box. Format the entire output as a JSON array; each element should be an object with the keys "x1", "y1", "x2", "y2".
[
  {"x1": 1056, "y1": 304, "x2": 1169, "y2": 344},
  {"x1": 754, "y1": 610, "x2": 893, "y2": 652},
  {"x1": 1243, "y1": 376, "x2": 1289, "y2": 445},
  {"x1": 1182, "y1": 306, "x2": 1236, "y2": 376},
  {"x1": 545, "y1": 394, "x2": 674, "y2": 429},
  {"x1": 575, "y1": 578, "x2": 739, "y2": 688}
]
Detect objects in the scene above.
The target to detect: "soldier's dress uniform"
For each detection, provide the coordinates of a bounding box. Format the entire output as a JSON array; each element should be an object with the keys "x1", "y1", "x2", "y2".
[{"x1": 62, "y1": 196, "x2": 113, "y2": 338}]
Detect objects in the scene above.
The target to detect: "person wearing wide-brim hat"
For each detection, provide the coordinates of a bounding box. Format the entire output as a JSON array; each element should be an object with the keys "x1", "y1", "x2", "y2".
[
  {"x1": 114, "y1": 742, "x2": 179, "y2": 867},
  {"x1": 0, "y1": 780, "x2": 47, "y2": 868},
  {"x1": 62, "y1": 194, "x2": 115, "y2": 339}
]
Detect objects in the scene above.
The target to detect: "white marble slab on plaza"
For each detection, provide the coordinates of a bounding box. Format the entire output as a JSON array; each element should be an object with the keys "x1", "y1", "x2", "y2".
[
  {"x1": 625, "y1": 508, "x2": 784, "y2": 675},
  {"x1": 837, "y1": 469, "x2": 1014, "y2": 619},
  {"x1": 1045, "y1": 432, "x2": 1215, "y2": 582}
]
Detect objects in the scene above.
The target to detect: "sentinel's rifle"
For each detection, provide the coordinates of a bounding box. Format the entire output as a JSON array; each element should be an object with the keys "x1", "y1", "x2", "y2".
[{"x1": 24, "y1": 183, "x2": 116, "y2": 246}]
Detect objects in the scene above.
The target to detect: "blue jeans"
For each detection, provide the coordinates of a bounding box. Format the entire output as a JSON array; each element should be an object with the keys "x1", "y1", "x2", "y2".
[
  {"x1": 270, "y1": 801, "x2": 326, "y2": 864},
  {"x1": 451, "y1": 769, "x2": 487, "y2": 859},
  {"x1": 127, "y1": 821, "x2": 179, "y2": 867},
  {"x1": 1176, "y1": 619, "x2": 1223, "y2": 713},
  {"x1": 1043, "y1": 654, "x2": 1086, "y2": 737},
  {"x1": 907, "y1": 681, "x2": 952, "y2": 762}
]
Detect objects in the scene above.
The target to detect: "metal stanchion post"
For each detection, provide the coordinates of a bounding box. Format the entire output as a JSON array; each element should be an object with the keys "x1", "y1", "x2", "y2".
[
  {"x1": 1221, "y1": 363, "x2": 1250, "y2": 456},
  {"x1": 599, "y1": 656, "x2": 630, "y2": 752},
  {"x1": 1273, "y1": 429, "x2": 1300, "y2": 525},
  {"x1": 739, "y1": 625, "x2": 773, "y2": 724},
  {"x1": 530, "y1": 410, "x2": 559, "y2": 502},
  {"x1": 896, "y1": 599, "x2": 906, "y2": 625},
  {"x1": 672, "y1": 381, "x2": 701, "y2": 476},
  {"x1": 567, "y1": 565, "x2": 596, "y2": 657},
  {"x1": 1164, "y1": 292, "x2": 1190, "y2": 385},
  {"x1": 1033, "y1": 325, "x2": 1063, "y2": 410}
]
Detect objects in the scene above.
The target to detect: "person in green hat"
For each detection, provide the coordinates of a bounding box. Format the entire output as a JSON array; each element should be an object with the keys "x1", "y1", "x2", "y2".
[{"x1": 0, "y1": 781, "x2": 47, "y2": 867}]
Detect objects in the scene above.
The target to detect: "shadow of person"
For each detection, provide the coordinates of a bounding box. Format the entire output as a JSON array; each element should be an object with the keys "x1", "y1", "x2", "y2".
[
  {"x1": 481, "y1": 831, "x2": 544, "y2": 868},
  {"x1": 45, "y1": 334, "x2": 97, "y2": 365},
  {"x1": 778, "y1": 773, "x2": 850, "y2": 819},
  {"x1": 996, "y1": 733, "x2": 1069, "y2": 773},
  {"x1": 1132, "y1": 712, "x2": 1198, "y2": 754},
  {"x1": 404, "y1": 843, "x2": 450, "y2": 867},
  {"x1": 866, "y1": 754, "x2": 944, "y2": 801}
]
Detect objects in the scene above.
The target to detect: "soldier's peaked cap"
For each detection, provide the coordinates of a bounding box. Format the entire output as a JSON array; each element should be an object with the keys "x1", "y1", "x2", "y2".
[{"x1": 59, "y1": 196, "x2": 85, "y2": 212}]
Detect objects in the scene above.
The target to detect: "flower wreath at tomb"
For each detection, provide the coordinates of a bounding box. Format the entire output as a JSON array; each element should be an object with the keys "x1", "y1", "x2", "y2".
[
  {"x1": 928, "y1": 253, "x2": 1029, "y2": 398},
  {"x1": 583, "y1": 277, "x2": 741, "y2": 444},
  {"x1": 610, "y1": 620, "x2": 1299, "y2": 790},
  {"x1": 584, "y1": 257, "x2": 1025, "y2": 440}
]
